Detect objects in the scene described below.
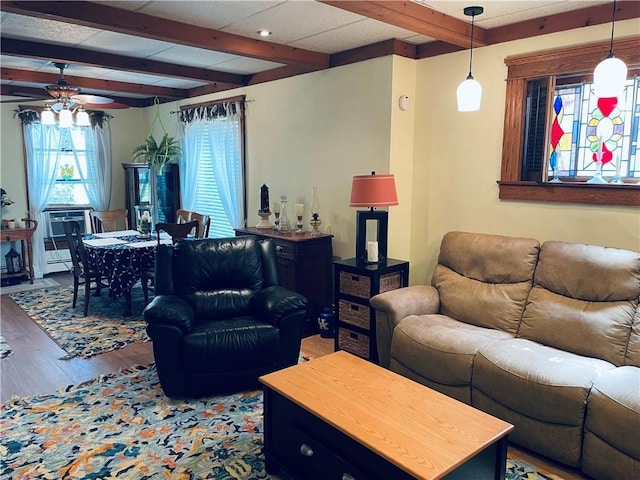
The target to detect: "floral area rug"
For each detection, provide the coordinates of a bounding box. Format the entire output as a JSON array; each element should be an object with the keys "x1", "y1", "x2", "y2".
[
  {"x1": 9, "y1": 286, "x2": 148, "y2": 359},
  {"x1": 0, "y1": 336, "x2": 12, "y2": 359},
  {"x1": 0, "y1": 364, "x2": 564, "y2": 480}
]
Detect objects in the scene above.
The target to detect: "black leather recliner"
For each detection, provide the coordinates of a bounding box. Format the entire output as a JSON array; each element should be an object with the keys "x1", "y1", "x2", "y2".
[{"x1": 143, "y1": 236, "x2": 308, "y2": 397}]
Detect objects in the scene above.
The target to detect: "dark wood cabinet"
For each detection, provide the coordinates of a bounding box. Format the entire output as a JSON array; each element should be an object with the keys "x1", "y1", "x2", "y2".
[
  {"x1": 235, "y1": 227, "x2": 333, "y2": 337},
  {"x1": 334, "y1": 258, "x2": 409, "y2": 362},
  {"x1": 122, "y1": 163, "x2": 181, "y2": 228}
]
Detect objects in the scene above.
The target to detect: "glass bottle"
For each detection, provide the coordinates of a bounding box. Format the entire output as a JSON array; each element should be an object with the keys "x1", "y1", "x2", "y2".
[
  {"x1": 278, "y1": 195, "x2": 291, "y2": 232},
  {"x1": 309, "y1": 187, "x2": 322, "y2": 235}
]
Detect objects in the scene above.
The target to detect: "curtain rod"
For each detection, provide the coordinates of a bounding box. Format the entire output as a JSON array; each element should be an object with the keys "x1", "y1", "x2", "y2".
[{"x1": 170, "y1": 95, "x2": 252, "y2": 114}]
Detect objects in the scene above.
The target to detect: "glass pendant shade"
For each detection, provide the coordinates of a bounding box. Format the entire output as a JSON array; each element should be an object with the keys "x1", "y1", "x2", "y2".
[
  {"x1": 41, "y1": 107, "x2": 55, "y2": 125},
  {"x1": 593, "y1": 56, "x2": 627, "y2": 98},
  {"x1": 59, "y1": 108, "x2": 73, "y2": 128},
  {"x1": 75, "y1": 108, "x2": 91, "y2": 126},
  {"x1": 457, "y1": 76, "x2": 483, "y2": 112}
]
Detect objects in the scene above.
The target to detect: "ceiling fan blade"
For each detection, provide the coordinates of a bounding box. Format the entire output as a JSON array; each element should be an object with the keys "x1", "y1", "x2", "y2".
[
  {"x1": 72, "y1": 94, "x2": 114, "y2": 105},
  {"x1": 83, "y1": 101, "x2": 129, "y2": 110},
  {"x1": 0, "y1": 98, "x2": 42, "y2": 104}
]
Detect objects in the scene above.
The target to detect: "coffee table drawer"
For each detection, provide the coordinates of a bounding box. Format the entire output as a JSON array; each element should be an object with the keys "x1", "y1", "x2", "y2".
[{"x1": 265, "y1": 390, "x2": 414, "y2": 480}]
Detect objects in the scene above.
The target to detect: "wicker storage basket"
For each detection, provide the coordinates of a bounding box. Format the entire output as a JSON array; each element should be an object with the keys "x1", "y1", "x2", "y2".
[
  {"x1": 339, "y1": 272, "x2": 371, "y2": 298},
  {"x1": 379, "y1": 272, "x2": 402, "y2": 293},
  {"x1": 338, "y1": 327, "x2": 370, "y2": 359},
  {"x1": 338, "y1": 299, "x2": 370, "y2": 330}
]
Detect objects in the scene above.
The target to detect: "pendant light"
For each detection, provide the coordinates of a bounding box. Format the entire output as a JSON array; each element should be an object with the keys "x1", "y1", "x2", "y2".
[
  {"x1": 457, "y1": 6, "x2": 484, "y2": 112},
  {"x1": 593, "y1": 0, "x2": 627, "y2": 98}
]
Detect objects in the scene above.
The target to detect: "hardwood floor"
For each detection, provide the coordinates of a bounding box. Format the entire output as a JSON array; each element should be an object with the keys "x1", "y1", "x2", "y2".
[{"x1": 0, "y1": 271, "x2": 587, "y2": 479}]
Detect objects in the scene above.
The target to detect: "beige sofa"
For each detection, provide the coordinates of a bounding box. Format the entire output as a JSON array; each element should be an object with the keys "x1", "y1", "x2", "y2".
[{"x1": 370, "y1": 231, "x2": 640, "y2": 480}]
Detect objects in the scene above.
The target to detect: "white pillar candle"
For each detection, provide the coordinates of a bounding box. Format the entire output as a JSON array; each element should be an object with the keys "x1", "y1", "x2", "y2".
[
  {"x1": 273, "y1": 202, "x2": 281, "y2": 214},
  {"x1": 367, "y1": 241, "x2": 379, "y2": 263},
  {"x1": 295, "y1": 203, "x2": 304, "y2": 216}
]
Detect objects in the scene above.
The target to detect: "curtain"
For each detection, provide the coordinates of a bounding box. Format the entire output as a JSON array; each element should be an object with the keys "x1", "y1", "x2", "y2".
[
  {"x1": 23, "y1": 123, "x2": 61, "y2": 278},
  {"x1": 83, "y1": 116, "x2": 112, "y2": 210},
  {"x1": 179, "y1": 101, "x2": 244, "y2": 233}
]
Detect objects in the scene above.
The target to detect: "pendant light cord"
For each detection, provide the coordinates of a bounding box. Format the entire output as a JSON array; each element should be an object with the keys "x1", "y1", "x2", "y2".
[
  {"x1": 468, "y1": 14, "x2": 476, "y2": 78},
  {"x1": 608, "y1": 0, "x2": 617, "y2": 57}
]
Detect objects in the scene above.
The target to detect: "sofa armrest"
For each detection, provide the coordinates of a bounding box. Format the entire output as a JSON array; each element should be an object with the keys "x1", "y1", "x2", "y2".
[
  {"x1": 250, "y1": 286, "x2": 308, "y2": 327},
  {"x1": 370, "y1": 285, "x2": 440, "y2": 368},
  {"x1": 143, "y1": 295, "x2": 195, "y2": 334}
]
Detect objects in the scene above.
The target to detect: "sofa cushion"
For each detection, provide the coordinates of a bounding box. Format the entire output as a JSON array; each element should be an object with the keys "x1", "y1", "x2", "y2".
[
  {"x1": 519, "y1": 241, "x2": 640, "y2": 365},
  {"x1": 625, "y1": 309, "x2": 640, "y2": 367},
  {"x1": 432, "y1": 231, "x2": 540, "y2": 335},
  {"x1": 390, "y1": 314, "x2": 512, "y2": 403},
  {"x1": 473, "y1": 338, "x2": 615, "y2": 424}
]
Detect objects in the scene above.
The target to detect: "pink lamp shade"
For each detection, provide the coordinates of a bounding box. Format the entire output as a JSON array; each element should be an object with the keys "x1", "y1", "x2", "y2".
[{"x1": 349, "y1": 173, "x2": 398, "y2": 208}]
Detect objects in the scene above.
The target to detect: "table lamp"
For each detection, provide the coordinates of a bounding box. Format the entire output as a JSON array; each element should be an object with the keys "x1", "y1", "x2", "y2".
[{"x1": 349, "y1": 172, "x2": 398, "y2": 265}]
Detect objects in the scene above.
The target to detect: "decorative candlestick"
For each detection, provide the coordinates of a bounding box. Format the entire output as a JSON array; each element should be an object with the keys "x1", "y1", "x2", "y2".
[
  {"x1": 272, "y1": 201, "x2": 281, "y2": 230},
  {"x1": 295, "y1": 203, "x2": 304, "y2": 233},
  {"x1": 278, "y1": 195, "x2": 291, "y2": 233}
]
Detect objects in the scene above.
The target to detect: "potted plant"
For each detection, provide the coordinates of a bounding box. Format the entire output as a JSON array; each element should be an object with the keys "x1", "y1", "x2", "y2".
[{"x1": 132, "y1": 133, "x2": 181, "y2": 175}]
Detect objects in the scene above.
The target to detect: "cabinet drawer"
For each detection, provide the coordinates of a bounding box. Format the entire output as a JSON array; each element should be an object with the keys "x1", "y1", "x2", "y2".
[
  {"x1": 338, "y1": 299, "x2": 370, "y2": 330},
  {"x1": 273, "y1": 238, "x2": 295, "y2": 260},
  {"x1": 339, "y1": 271, "x2": 371, "y2": 298},
  {"x1": 338, "y1": 327, "x2": 370, "y2": 359},
  {"x1": 2, "y1": 232, "x2": 27, "y2": 242}
]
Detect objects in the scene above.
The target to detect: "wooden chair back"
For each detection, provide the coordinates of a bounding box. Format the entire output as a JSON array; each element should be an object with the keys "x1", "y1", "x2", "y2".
[
  {"x1": 156, "y1": 220, "x2": 200, "y2": 245},
  {"x1": 91, "y1": 209, "x2": 128, "y2": 233},
  {"x1": 176, "y1": 209, "x2": 210, "y2": 238},
  {"x1": 63, "y1": 220, "x2": 90, "y2": 275}
]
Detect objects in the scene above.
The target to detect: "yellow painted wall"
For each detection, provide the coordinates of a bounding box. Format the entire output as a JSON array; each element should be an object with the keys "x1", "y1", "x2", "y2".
[
  {"x1": 1, "y1": 20, "x2": 638, "y2": 281},
  {"x1": 411, "y1": 19, "x2": 640, "y2": 284}
]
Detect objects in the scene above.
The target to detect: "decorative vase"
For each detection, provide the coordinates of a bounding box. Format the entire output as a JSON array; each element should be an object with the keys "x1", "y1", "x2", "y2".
[
  {"x1": 278, "y1": 195, "x2": 291, "y2": 233},
  {"x1": 135, "y1": 204, "x2": 154, "y2": 238}
]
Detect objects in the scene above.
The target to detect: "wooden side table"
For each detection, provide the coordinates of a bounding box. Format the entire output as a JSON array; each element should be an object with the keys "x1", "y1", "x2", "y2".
[
  {"x1": 235, "y1": 227, "x2": 333, "y2": 336},
  {"x1": 334, "y1": 257, "x2": 409, "y2": 362},
  {"x1": 1, "y1": 218, "x2": 38, "y2": 284}
]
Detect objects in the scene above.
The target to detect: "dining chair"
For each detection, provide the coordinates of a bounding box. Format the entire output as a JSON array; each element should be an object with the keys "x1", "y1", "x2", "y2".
[
  {"x1": 90, "y1": 208, "x2": 129, "y2": 233},
  {"x1": 63, "y1": 220, "x2": 104, "y2": 316},
  {"x1": 176, "y1": 209, "x2": 210, "y2": 238},
  {"x1": 141, "y1": 220, "x2": 199, "y2": 304}
]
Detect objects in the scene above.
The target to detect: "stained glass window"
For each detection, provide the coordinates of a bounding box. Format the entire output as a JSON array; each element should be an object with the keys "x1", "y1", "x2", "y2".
[{"x1": 548, "y1": 77, "x2": 639, "y2": 181}]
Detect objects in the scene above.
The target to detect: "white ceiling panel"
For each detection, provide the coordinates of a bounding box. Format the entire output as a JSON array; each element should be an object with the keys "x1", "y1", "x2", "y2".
[
  {"x1": 98, "y1": 69, "x2": 172, "y2": 85},
  {"x1": 151, "y1": 78, "x2": 207, "y2": 89},
  {"x1": 147, "y1": 44, "x2": 241, "y2": 68},
  {"x1": 80, "y1": 30, "x2": 176, "y2": 58},
  {"x1": 0, "y1": 12, "x2": 102, "y2": 45},
  {"x1": 214, "y1": 57, "x2": 285, "y2": 75}
]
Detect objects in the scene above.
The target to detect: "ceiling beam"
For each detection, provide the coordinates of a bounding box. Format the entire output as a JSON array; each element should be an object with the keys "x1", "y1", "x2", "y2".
[
  {"x1": 320, "y1": 1, "x2": 487, "y2": 48},
  {"x1": 1, "y1": 67, "x2": 188, "y2": 99},
  {"x1": 0, "y1": 38, "x2": 248, "y2": 87},
  {"x1": 1, "y1": 0, "x2": 330, "y2": 69}
]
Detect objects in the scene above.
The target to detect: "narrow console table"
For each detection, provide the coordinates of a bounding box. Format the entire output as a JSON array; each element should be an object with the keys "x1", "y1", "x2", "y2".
[
  {"x1": 1, "y1": 218, "x2": 38, "y2": 284},
  {"x1": 235, "y1": 227, "x2": 333, "y2": 336}
]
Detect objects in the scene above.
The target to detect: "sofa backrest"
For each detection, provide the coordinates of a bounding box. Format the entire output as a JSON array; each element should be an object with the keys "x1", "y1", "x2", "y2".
[
  {"x1": 518, "y1": 241, "x2": 640, "y2": 366},
  {"x1": 431, "y1": 231, "x2": 540, "y2": 335},
  {"x1": 159, "y1": 236, "x2": 280, "y2": 320}
]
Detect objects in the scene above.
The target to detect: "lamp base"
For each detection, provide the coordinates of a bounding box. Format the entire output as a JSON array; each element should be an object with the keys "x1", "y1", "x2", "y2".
[{"x1": 355, "y1": 210, "x2": 388, "y2": 266}]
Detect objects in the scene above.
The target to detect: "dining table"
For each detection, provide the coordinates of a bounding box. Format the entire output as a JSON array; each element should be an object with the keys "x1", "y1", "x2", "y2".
[{"x1": 82, "y1": 229, "x2": 172, "y2": 316}]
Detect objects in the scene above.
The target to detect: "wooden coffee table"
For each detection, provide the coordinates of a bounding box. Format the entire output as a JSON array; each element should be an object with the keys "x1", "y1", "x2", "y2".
[{"x1": 260, "y1": 351, "x2": 513, "y2": 480}]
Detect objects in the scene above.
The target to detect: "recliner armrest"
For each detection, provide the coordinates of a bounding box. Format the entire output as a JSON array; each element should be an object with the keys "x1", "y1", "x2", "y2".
[
  {"x1": 370, "y1": 285, "x2": 440, "y2": 368},
  {"x1": 250, "y1": 286, "x2": 308, "y2": 327},
  {"x1": 143, "y1": 295, "x2": 195, "y2": 334}
]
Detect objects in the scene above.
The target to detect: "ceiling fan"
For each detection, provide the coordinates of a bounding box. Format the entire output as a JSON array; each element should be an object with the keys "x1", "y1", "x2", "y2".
[{"x1": 2, "y1": 62, "x2": 128, "y2": 110}]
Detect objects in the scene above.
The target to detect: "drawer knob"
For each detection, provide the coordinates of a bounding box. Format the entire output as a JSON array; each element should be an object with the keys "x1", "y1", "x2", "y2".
[
  {"x1": 342, "y1": 474, "x2": 356, "y2": 480},
  {"x1": 299, "y1": 443, "x2": 314, "y2": 457},
  {"x1": 276, "y1": 245, "x2": 285, "y2": 252}
]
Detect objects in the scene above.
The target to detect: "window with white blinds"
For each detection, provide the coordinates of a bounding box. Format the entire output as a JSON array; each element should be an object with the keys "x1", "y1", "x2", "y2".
[{"x1": 192, "y1": 130, "x2": 235, "y2": 238}]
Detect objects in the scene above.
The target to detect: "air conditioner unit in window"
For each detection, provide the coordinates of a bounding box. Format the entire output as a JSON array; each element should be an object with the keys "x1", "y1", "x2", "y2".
[{"x1": 46, "y1": 209, "x2": 90, "y2": 239}]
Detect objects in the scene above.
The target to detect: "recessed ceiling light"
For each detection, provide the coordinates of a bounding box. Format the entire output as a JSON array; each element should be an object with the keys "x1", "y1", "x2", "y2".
[{"x1": 257, "y1": 30, "x2": 272, "y2": 37}]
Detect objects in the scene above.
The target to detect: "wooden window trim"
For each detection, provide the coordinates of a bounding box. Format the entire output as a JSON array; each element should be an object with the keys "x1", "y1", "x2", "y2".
[{"x1": 499, "y1": 37, "x2": 640, "y2": 207}]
